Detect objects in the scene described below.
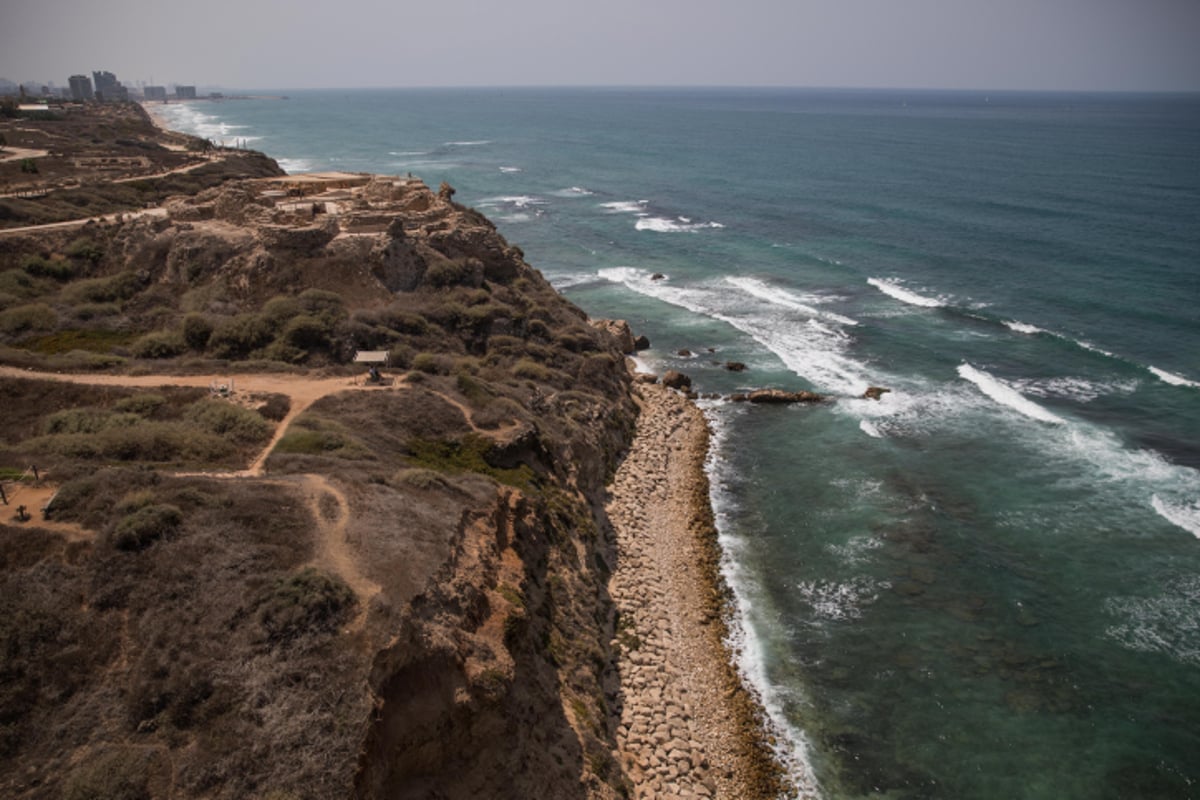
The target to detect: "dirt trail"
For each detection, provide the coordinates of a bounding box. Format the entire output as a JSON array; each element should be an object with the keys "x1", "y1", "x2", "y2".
[
  {"x1": 2, "y1": 364, "x2": 522, "y2": 617},
  {"x1": 298, "y1": 473, "x2": 379, "y2": 630}
]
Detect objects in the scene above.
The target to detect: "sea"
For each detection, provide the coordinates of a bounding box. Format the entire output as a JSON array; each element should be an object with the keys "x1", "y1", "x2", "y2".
[{"x1": 154, "y1": 88, "x2": 1200, "y2": 799}]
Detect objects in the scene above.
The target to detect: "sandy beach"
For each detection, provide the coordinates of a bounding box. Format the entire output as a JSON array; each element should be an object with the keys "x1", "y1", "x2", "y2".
[{"x1": 606, "y1": 381, "x2": 800, "y2": 799}]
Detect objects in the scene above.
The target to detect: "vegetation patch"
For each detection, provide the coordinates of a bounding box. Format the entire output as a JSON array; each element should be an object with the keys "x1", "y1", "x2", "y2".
[
  {"x1": 255, "y1": 567, "x2": 355, "y2": 643},
  {"x1": 20, "y1": 328, "x2": 137, "y2": 355},
  {"x1": 405, "y1": 433, "x2": 536, "y2": 490},
  {"x1": 272, "y1": 417, "x2": 368, "y2": 459},
  {"x1": 111, "y1": 503, "x2": 182, "y2": 551}
]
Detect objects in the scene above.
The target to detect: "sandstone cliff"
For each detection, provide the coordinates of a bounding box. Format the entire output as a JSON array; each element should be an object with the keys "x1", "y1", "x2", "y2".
[{"x1": 0, "y1": 175, "x2": 644, "y2": 798}]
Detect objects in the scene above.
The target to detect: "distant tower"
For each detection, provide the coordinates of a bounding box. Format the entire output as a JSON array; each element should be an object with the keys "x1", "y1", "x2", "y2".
[
  {"x1": 92, "y1": 70, "x2": 121, "y2": 102},
  {"x1": 68, "y1": 74, "x2": 94, "y2": 101}
]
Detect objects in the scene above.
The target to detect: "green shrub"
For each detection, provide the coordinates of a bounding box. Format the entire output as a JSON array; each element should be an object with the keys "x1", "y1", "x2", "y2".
[
  {"x1": 256, "y1": 567, "x2": 354, "y2": 642},
  {"x1": 424, "y1": 260, "x2": 469, "y2": 288},
  {"x1": 378, "y1": 307, "x2": 428, "y2": 335},
  {"x1": 22, "y1": 328, "x2": 135, "y2": 354},
  {"x1": 184, "y1": 399, "x2": 272, "y2": 444},
  {"x1": 0, "y1": 302, "x2": 56, "y2": 334},
  {"x1": 390, "y1": 468, "x2": 449, "y2": 490},
  {"x1": 181, "y1": 313, "x2": 213, "y2": 350},
  {"x1": 261, "y1": 295, "x2": 302, "y2": 328},
  {"x1": 73, "y1": 302, "x2": 121, "y2": 321},
  {"x1": 405, "y1": 433, "x2": 535, "y2": 489},
  {"x1": 132, "y1": 330, "x2": 186, "y2": 359},
  {"x1": 298, "y1": 288, "x2": 346, "y2": 320},
  {"x1": 114, "y1": 489, "x2": 157, "y2": 515},
  {"x1": 63, "y1": 271, "x2": 144, "y2": 303},
  {"x1": 50, "y1": 352, "x2": 128, "y2": 374},
  {"x1": 66, "y1": 237, "x2": 105, "y2": 264},
  {"x1": 43, "y1": 408, "x2": 120, "y2": 435},
  {"x1": 207, "y1": 313, "x2": 272, "y2": 358},
  {"x1": 273, "y1": 418, "x2": 367, "y2": 458},
  {"x1": 281, "y1": 314, "x2": 330, "y2": 349},
  {"x1": 256, "y1": 394, "x2": 291, "y2": 422},
  {"x1": 113, "y1": 393, "x2": 167, "y2": 416},
  {"x1": 513, "y1": 358, "x2": 552, "y2": 383},
  {"x1": 112, "y1": 504, "x2": 182, "y2": 551},
  {"x1": 261, "y1": 340, "x2": 305, "y2": 364},
  {"x1": 0, "y1": 268, "x2": 41, "y2": 299},
  {"x1": 22, "y1": 255, "x2": 74, "y2": 281},
  {"x1": 411, "y1": 352, "x2": 441, "y2": 374}
]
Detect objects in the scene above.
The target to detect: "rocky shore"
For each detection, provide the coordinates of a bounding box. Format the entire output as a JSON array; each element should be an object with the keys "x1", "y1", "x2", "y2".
[{"x1": 606, "y1": 382, "x2": 800, "y2": 799}]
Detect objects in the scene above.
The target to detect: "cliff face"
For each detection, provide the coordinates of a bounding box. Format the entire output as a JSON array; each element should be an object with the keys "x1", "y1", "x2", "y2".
[{"x1": 0, "y1": 176, "x2": 638, "y2": 798}]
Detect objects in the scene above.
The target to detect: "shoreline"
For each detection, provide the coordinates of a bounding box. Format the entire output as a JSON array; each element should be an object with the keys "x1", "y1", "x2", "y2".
[{"x1": 606, "y1": 382, "x2": 810, "y2": 798}]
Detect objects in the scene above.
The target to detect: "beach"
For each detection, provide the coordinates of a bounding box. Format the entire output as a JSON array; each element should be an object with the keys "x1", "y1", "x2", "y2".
[{"x1": 606, "y1": 381, "x2": 802, "y2": 799}]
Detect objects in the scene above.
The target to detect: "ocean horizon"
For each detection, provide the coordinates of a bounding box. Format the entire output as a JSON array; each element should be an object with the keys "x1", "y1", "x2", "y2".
[{"x1": 154, "y1": 87, "x2": 1200, "y2": 798}]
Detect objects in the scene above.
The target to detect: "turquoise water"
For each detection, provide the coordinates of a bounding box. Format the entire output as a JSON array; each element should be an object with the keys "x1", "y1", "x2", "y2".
[{"x1": 157, "y1": 88, "x2": 1200, "y2": 798}]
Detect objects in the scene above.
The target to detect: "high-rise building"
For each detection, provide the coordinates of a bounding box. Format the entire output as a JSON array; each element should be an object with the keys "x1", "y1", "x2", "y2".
[
  {"x1": 144, "y1": 85, "x2": 167, "y2": 101},
  {"x1": 175, "y1": 85, "x2": 197, "y2": 100},
  {"x1": 92, "y1": 70, "x2": 124, "y2": 102},
  {"x1": 68, "y1": 74, "x2": 94, "y2": 101}
]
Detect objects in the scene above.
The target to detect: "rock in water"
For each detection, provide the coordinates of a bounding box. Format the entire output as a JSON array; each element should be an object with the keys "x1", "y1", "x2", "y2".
[
  {"x1": 663, "y1": 370, "x2": 692, "y2": 391},
  {"x1": 863, "y1": 386, "x2": 891, "y2": 401},
  {"x1": 746, "y1": 389, "x2": 824, "y2": 404}
]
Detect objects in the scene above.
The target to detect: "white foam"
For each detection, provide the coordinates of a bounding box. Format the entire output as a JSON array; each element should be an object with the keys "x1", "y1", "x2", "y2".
[
  {"x1": 1004, "y1": 320, "x2": 1045, "y2": 335},
  {"x1": 444, "y1": 140, "x2": 490, "y2": 147},
  {"x1": 726, "y1": 276, "x2": 859, "y2": 326},
  {"x1": 278, "y1": 158, "x2": 315, "y2": 174},
  {"x1": 599, "y1": 266, "x2": 871, "y2": 395},
  {"x1": 702, "y1": 406, "x2": 823, "y2": 797},
  {"x1": 635, "y1": 217, "x2": 725, "y2": 233},
  {"x1": 796, "y1": 577, "x2": 890, "y2": 621},
  {"x1": 1077, "y1": 340, "x2": 1118, "y2": 358},
  {"x1": 957, "y1": 363, "x2": 1066, "y2": 424},
  {"x1": 868, "y1": 277, "x2": 947, "y2": 308},
  {"x1": 550, "y1": 186, "x2": 594, "y2": 197},
  {"x1": 859, "y1": 419, "x2": 884, "y2": 438},
  {"x1": 478, "y1": 195, "x2": 545, "y2": 209},
  {"x1": 1104, "y1": 575, "x2": 1200, "y2": 665},
  {"x1": 1152, "y1": 495, "x2": 1200, "y2": 538},
  {"x1": 1150, "y1": 366, "x2": 1200, "y2": 389},
  {"x1": 600, "y1": 200, "x2": 649, "y2": 214},
  {"x1": 499, "y1": 166, "x2": 522, "y2": 173},
  {"x1": 1011, "y1": 376, "x2": 1138, "y2": 404},
  {"x1": 389, "y1": 150, "x2": 428, "y2": 156}
]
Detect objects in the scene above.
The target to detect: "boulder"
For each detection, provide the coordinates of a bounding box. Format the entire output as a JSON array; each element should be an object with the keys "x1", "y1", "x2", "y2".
[
  {"x1": 633, "y1": 335, "x2": 651, "y2": 351},
  {"x1": 634, "y1": 373, "x2": 659, "y2": 384},
  {"x1": 746, "y1": 389, "x2": 824, "y2": 404},
  {"x1": 863, "y1": 386, "x2": 892, "y2": 401},
  {"x1": 651, "y1": 273, "x2": 665, "y2": 281},
  {"x1": 662, "y1": 370, "x2": 692, "y2": 391},
  {"x1": 725, "y1": 361, "x2": 747, "y2": 372},
  {"x1": 677, "y1": 349, "x2": 692, "y2": 357},
  {"x1": 590, "y1": 319, "x2": 636, "y2": 353}
]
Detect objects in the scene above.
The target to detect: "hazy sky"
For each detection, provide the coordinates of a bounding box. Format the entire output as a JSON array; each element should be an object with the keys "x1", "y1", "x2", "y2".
[{"x1": 4, "y1": 0, "x2": 1198, "y2": 91}]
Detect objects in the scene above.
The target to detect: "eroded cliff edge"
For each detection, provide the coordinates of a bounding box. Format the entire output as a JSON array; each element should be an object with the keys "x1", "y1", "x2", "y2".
[{"x1": 0, "y1": 168, "x2": 654, "y2": 796}]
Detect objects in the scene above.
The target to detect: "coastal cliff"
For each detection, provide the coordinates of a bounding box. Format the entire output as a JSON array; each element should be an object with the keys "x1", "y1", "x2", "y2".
[{"x1": 0, "y1": 104, "x2": 785, "y2": 799}]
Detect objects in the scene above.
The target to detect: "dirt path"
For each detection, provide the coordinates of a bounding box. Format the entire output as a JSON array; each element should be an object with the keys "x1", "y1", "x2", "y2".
[
  {"x1": 1, "y1": 364, "x2": 527, "y2": 622},
  {"x1": 1, "y1": 367, "x2": 403, "y2": 603},
  {"x1": 0, "y1": 207, "x2": 168, "y2": 237},
  {"x1": 298, "y1": 473, "x2": 379, "y2": 630}
]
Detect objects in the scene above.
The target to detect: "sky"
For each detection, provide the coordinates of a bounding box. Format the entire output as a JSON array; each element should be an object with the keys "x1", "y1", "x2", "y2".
[{"x1": 3, "y1": 0, "x2": 1199, "y2": 92}]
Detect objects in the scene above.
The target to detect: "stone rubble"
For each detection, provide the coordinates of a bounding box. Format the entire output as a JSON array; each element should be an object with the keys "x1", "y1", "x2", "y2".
[{"x1": 605, "y1": 383, "x2": 757, "y2": 799}]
